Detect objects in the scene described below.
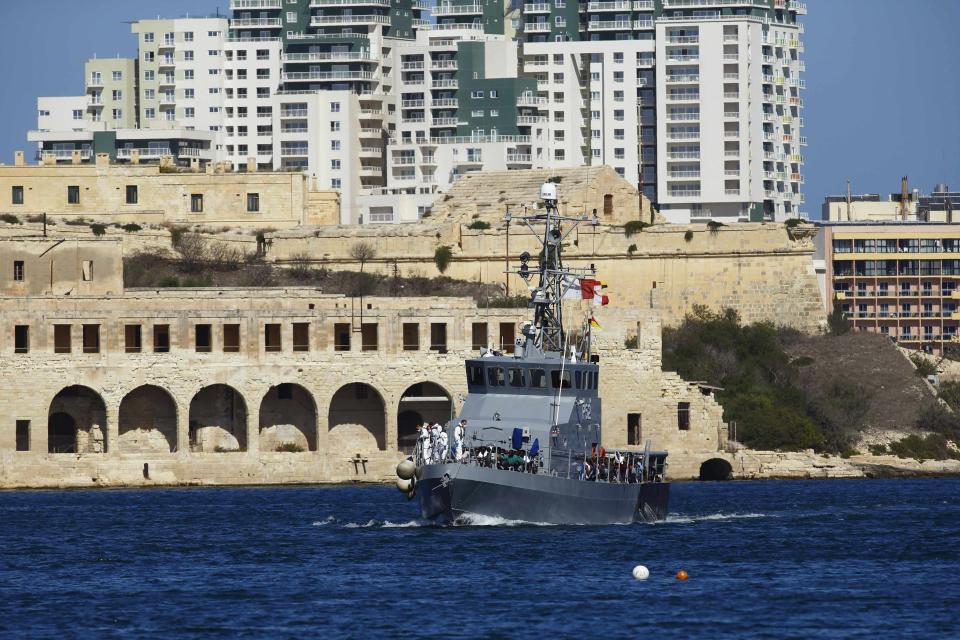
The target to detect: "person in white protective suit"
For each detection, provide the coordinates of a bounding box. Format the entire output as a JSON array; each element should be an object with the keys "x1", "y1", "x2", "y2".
[
  {"x1": 430, "y1": 422, "x2": 444, "y2": 462},
  {"x1": 435, "y1": 425, "x2": 448, "y2": 463},
  {"x1": 419, "y1": 422, "x2": 432, "y2": 465},
  {"x1": 453, "y1": 419, "x2": 466, "y2": 461}
]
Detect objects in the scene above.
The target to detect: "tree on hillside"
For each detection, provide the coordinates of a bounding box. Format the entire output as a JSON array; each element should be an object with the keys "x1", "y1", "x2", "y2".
[{"x1": 350, "y1": 241, "x2": 376, "y2": 273}]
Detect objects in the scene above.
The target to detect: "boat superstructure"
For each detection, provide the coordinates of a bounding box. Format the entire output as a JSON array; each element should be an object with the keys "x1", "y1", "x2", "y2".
[{"x1": 394, "y1": 182, "x2": 669, "y2": 525}]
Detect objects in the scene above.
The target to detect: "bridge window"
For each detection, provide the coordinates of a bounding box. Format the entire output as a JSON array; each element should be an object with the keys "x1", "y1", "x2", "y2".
[
  {"x1": 467, "y1": 364, "x2": 485, "y2": 386},
  {"x1": 487, "y1": 367, "x2": 505, "y2": 386},
  {"x1": 575, "y1": 370, "x2": 583, "y2": 389},
  {"x1": 530, "y1": 368, "x2": 547, "y2": 388},
  {"x1": 499, "y1": 322, "x2": 515, "y2": 354},
  {"x1": 508, "y1": 368, "x2": 526, "y2": 387},
  {"x1": 550, "y1": 369, "x2": 572, "y2": 389}
]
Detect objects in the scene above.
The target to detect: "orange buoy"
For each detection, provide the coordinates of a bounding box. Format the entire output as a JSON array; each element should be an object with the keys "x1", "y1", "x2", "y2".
[{"x1": 676, "y1": 570, "x2": 689, "y2": 581}]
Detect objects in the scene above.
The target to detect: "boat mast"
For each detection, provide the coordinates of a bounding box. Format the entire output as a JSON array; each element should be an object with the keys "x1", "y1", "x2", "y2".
[{"x1": 508, "y1": 182, "x2": 598, "y2": 354}]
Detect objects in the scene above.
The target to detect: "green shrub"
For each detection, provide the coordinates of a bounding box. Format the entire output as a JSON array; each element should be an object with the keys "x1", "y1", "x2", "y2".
[
  {"x1": 909, "y1": 353, "x2": 937, "y2": 378},
  {"x1": 627, "y1": 243, "x2": 637, "y2": 255},
  {"x1": 89, "y1": 223, "x2": 107, "y2": 236},
  {"x1": 214, "y1": 445, "x2": 240, "y2": 453},
  {"x1": 484, "y1": 294, "x2": 529, "y2": 308},
  {"x1": 64, "y1": 218, "x2": 87, "y2": 226},
  {"x1": 785, "y1": 218, "x2": 805, "y2": 228},
  {"x1": 684, "y1": 230, "x2": 694, "y2": 242},
  {"x1": 624, "y1": 335, "x2": 638, "y2": 349},
  {"x1": 158, "y1": 276, "x2": 181, "y2": 287},
  {"x1": 169, "y1": 225, "x2": 187, "y2": 247},
  {"x1": 434, "y1": 245, "x2": 453, "y2": 274},
  {"x1": 122, "y1": 223, "x2": 142, "y2": 233},
  {"x1": 0, "y1": 213, "x2": 21, "y2": 224},
  {"x1": 707, "y1": 220, "x2": 725, "y2": 232},
  {"x1": 827, "y1": 301, "x2": 850, "y2": 336},
  {"x1": 791, "y1": 356, "x2": 815, "y2": 367},
  {"x1": 886, "y1": 433, "x2": 960, "y2": 461},
  {"x1": 915, "y1": 403, "x2": 960, "y2": 441},
  {"x1": 466, "y1": 220, "x2": 491, "y2": 230},
  {"x1": 276, "y1": 442, "x2": 305, "y2": 453},
  {"x1": 623, "y1": 220, "x2": 649, "y2": 237},
  {"x1": 547, "y1": 176, "x2": 562, "y2": 184},
  {"x1": 867, "y1": 443, "x2": 887, "y2": 455}
]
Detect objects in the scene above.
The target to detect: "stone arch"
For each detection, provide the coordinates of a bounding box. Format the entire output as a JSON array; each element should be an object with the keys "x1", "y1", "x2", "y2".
[
  {"x1": 259, "y1": 383, "x2": 317, "y2": 452},
  {"x1": 328, "y1": 382, "x2": 386, "y2": 452},
  {"x1": 119, "y1": 385, "x2": 178, "y2": 453},
  {"x1": 189, "y1": 384, "x2": 248, "y2": 452},
  {"x1": 397, "y1": 381, "x2": 453, "y2": 453},
  {"x1": 48, "y1": 385, "x2": 107, "y2": 453},
  {"x1": 699, "y1": 458, "x2": 733, "y2": 481}
]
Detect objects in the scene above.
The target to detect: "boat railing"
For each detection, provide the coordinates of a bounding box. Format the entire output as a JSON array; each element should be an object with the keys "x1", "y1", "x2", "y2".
[{"x1": 414, "y1": 437, "x2": 666, "y2": 484}]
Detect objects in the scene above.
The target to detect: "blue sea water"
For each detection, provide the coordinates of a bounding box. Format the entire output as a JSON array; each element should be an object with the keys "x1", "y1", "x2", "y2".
[{"x1": 0, "y1": 478, "x2": 958, "y2": 639}]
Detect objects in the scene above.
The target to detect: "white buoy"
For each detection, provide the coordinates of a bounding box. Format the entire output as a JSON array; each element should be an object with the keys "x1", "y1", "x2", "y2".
[
  {"x1": 632, "y1": 565, "x2": 650, "y2": 580},
  {"x1": 396, "y1": 477, "x2": 413, "y2": 493},
  {"x1": 396, "y1": 458, "x2": 416, "y2": 480}
]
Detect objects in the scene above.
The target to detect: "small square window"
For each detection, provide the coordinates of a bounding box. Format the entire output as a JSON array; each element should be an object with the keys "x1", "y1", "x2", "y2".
[
  {"x1": 153, "y1": 324, "x2": 170, "y2": 353},
  {"x1": 191, "y1": 194, "x2": 203, "y2": 212},
  {"x1": 126, "y1": 185, "x2": 138, "y2": 204},
  {"x1": 247, "y1": 193, "x2": 260, "y2": 212},
  {"x1": 82, "y1": 324, "x2": 100, "y2": 354},
  {"x1": 195, "y1": 324, "x2": 212, "y2": 353},
  {"x1": 12, "y1": 185, "x2": 24, "y2": 205},
  {"x1": 67, "y1": 185, "x2": 80, "y2": 204},
  {"x1": 125, "y1": 325, "x2": 142, "y2": 353},
  {"x1": 265, "y1": 323, "x2": 282, "y2": 352},
  {"x1": 293, "y1": 323, "x2": 310, "y2": 352},
  {"x1": 54, "y1": 325, "x2": 71, "y2": 353},
  {"x1": 223, "y1": 324, "x2": 241, "y2": 353}
]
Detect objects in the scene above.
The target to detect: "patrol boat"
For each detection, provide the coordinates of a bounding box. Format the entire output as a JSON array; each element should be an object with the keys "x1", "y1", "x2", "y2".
[{"x1": 394, "y1": 182, "x2": 669, "y2": 525}]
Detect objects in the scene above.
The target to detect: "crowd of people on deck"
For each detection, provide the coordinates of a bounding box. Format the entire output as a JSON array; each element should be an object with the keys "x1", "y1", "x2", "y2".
[{"x1": 414, "y1": 421, "x2": 652, "y2": 483}]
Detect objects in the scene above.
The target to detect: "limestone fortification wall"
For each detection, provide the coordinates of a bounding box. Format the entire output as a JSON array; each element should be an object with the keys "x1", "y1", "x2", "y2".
[
  {"x1": 270, "y1": 222, "x2": 825, "y2": 332},
  {"x1": 0, "y1": 156, "x2": 339, "y2": 228},
  {"x1": 0, "y1": 288, "x2": 732, "y2": 488}
]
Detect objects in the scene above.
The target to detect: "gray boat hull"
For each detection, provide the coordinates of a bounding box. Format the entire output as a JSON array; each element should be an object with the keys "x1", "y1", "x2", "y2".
[{"x1": 417, "y1": 464, "x2": 669, "y2": 525}]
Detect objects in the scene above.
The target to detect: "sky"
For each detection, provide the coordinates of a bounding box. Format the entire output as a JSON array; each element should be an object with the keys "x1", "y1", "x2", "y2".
[{"x1": 0, "y1": 0, "x2": 958, "y2": 218}]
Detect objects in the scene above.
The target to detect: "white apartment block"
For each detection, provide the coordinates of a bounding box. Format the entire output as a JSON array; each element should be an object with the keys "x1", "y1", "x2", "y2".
[{"x1": 28, "y1": 1, "x2": 805, "y2": 224}]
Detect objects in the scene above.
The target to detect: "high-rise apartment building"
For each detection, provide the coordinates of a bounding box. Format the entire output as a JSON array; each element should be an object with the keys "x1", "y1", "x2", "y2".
[{"x1": 28, "y1": 0, "x2": 805, "y2": 223}]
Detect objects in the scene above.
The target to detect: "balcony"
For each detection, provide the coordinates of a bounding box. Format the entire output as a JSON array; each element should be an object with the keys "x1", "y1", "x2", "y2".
[
  {"x1": 430, "y1": 22, "x2": 484, "y2": 31},
  {"x1": 516, "y1": 115, "x2": 545, "y2": 125},
  {"x1": 588, "y1": 20, "x2": 632, "y2": 31},
  {"x1": 667, "y1": 171, "x2": 700, "y2": 179},
  {"x1": 116, "y1": 148, "x2": 174, "y2": 160},
  {"x1": 360, "y1": 128, "x2": 383, "y2": 137},
  {"x1": 517, "y1": 95, "x2": 547, "y2": 107},
  {"x1": 634, "y1": 19, "x2": 653, "y2": 29},
  {"x1": 667, "y1": 93, "x2": 700, "y2": 102},
  {"x1": 523, "y1": 2, "x2": 551, "y2": 12},
  {"x1": 667, "y1": 35, "x2": 698, "y2": 44},
  {"x1": 159, "y1": 75, "x2": 176, "y2": 86},
  {"x1": 413, "y1": 18, "x2": 431, "y2": 27},
  {"x1": 432, "y1": 117, "x2": 458, "y2": 126},
  {"x1": 283, "y1": 70, "x2": 375, "y2": 81},
  {"x1": 283, "y1": 51, "x2": 375, "y2": 62},
  {"x1": 586, "y1": 1, "x2": 631, "y2": 11},
  {"x1": 525, "y1": 22, "x2": 552, "y2": 32},
  {"x1": 420, "y1": 155, "x2": 437, "y2": 165},
  {"x1": 431, "y1": 79, "x2": 458, "y2": 89},
  {"x1": 231, "y1": 0, "x2": 282, "y2": 7},
  {"x1": 667, "y1": 151, "x2": 699, "y2": 159},
  {"x1": 310, "y1": 15, "x2": 391, "y2": 26},
  {"x1": 400, "y1": 61, "x2": 425, "y2": 70},
  {"x1": 506, "y1": 153, "x2": 533, "y2": 164},
  {"x1": 724, "y1": 111, "x2": 740, "y2": 119},
  {"x1": 431, "y1": 59, "x2": 458, "y2": 70},
  {"x1": 666, "y1": 74, "x2": 699, "y2": 83},
  {"x1": 401, "y1": 100, "x2": 425, "y2": 108},
  {"x1": 311, "y1": 0, "x2": 389, "y2": 4},
  {"x1": 393, "y1": 156, "x2": 416, "y2": 165},
  {"x1": 158, "y1": 57, "x2": 175, "y2": 68},
  {"x1": 665, "y1": 54, "x2": 699, "y2": 63},
  {"x1": 280, "y1": 109, "x2": 309, "y2": 118},
  {"x1": 431, "y1": 98, "x2": 459, "y2": 107},
  {"x1": 668, "y1": 131, "x2": 699, "y2": 140},
  {"x1": 433, "y1": 3, "x2": 483, "y2": 15},
  {"x1": 230, "y1": 17, "x2": 282, "y2": 27}
]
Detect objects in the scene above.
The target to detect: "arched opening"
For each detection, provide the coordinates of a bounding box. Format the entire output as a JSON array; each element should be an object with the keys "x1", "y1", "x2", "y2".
[
  {"x1": 48, "y1": 386, "x2": 107, "y2": 453},
  {"x1": 189, "y1": 384, "x2": 248, "y2": 452},
  {"x1": 603, "y1": 193, "x2": 614, "y2": 218},
  {"x1": 699, "y1": 458, "x2": 733, "y2": 481},
  {"x1": 259, "y1": 383, "x2": 317, "y2": 452},
  {"x1": 397, "y1": 382, "x2": 452, "y2": 453},
  {"x1": 119, "y1": 385, "x2": 178, "y2": 453},
  {"x1": 328, "y1": 383, "x2": 386, "y2": 452}
]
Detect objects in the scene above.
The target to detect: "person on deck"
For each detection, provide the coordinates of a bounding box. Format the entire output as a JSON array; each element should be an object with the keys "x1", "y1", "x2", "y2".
[
  {"x1": 453, "y1": 420, "x2": 466, "y2": 461},
  {"x1": 418, "y1": 422, "x2": 432, "y2": 465},
  {"x1": 436, "y1": 427, "x2": 449, "y2": 463}
]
